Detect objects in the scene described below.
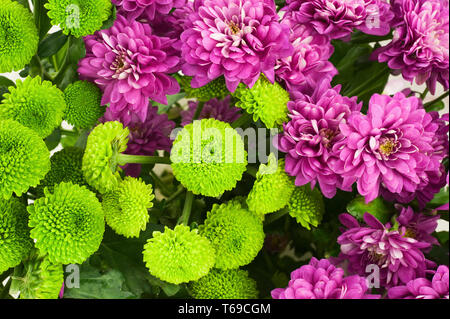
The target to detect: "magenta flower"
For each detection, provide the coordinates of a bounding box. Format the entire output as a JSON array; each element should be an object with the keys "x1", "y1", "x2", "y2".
[
  {"x1": 334, "y1": 93, "x2": 439, "y2": 203},
  {"x1": 373, "y1": 0, "x2": 449, "y2": 94},
  {"x1": 283, "y1": 0, "x2": 394, "y2": 40},
  {"x1": 338, "y1": 213, "x2": 434, "y2": 288},
  {"x1": 78, "y1": 15, "x2": 180, "y2": 125},
  {"x1": 180, "y1": 96, "x2": 241, "y2": 126},
  {"x1": 271, "y1": 257, "x2": 380, "y2": 299},
  {"x1": 388, "y1": 265, "x2": 449, "y2": 299},
  {"x1": 276, "y1": 19, "x2": 337, "y2": 93},
  {"x1": 180, "y1": 0, "x2": 293, "y2": 92},
  {"x1": 112, "y1": 0, "x2": 186, "y2": 21},
  {"x1": 276, "y1": 80, "x2": 362, "y2": 198}
]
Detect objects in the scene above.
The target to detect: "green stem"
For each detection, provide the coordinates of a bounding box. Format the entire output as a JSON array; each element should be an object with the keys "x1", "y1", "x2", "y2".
[
  {"x1": 231, "y1": 112, "x2": 253, "y2": 129},
  {"x1": 193, "y1": 101, "x2": 205, "y2": 120},
  {"x1": 246, "y1": 166, "x2": 259, "y2": 178},
  {"x1": 350, "y1": 33, "x2": 393, "y2": 44},
  {"x1": 149, "y1": 171, "x2": 171, "y2": 196},
  {"x1": 165, "y1": 185, "x2": 185, "y2": 204},
  {"x1": 264, "y1": 207, "x2": 289, "y2": 226},
  {"x1": 343, "y1": 65, "x2": 389, "y2": 97},
  {"x1": 53, "y1": 37, "x2": 72, "y2": 85},
  {"x1": 178, "y1": 191, "x2": 194, "y2": 225},
  {"x1": 420, "y1": 88, "x2": 429, "y2": 100},
  {"x1": 424, "y1": 91, "x2": 449, "y2": 109},
  {"x1": 117, "y1": 154, "x2": 171, "y2": 166},
  {"x1": 60, "y1": 129, "x2": 78, "y2": 137}
]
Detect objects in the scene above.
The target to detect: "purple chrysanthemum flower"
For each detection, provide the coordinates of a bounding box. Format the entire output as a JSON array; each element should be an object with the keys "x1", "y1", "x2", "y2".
[
  {"x1": 388, "y1": 265, "x2": 449, "y2": 299},
  {"x1": 396, "y1": 205, "x2": 440, "y2": 249},
  {"x1": 112, "y1": 0, "x2": 186, "y2": 21},
  {"x1": 282, "y1": 0, "x2": 394, "y2": 40},
  {"x1": 276, "y1": 80, "x2": 362, "y2": 198},
  {"x1": 271, "y1": 257, "x2": 380, "y2": 299},
  {"x1": 180, "y1": 0, "x2": 293, "y2": 92},
  {"x1": 373, "y1": 0, "x2": 449, "y2": 94},
  {"x1": 78, "y1": 15, "x2": 180, "y2": 125},
  {"x1": 337, "y1": 213, "x2": 434, "y2": 288},
  {"x1": 334, "y1": 92, "x2": 439, "y2": 203},
  {"x1": 180, "y1": 96, "x2": 241, "y2": 126},
  {"x1": 275, "y1": 19, "x2": 337, "y2": 93},
  {"x1": 103, "y1": 105, "x2": 176, "y2": 177}
]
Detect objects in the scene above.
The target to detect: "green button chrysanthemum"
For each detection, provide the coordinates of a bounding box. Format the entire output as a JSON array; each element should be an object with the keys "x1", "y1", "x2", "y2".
[
  {"x1": 10, "y1": 248, "x2": 63, "y2": 299},
  {"x1": 177, "y1": 75, "x2": 229, "y2": 102},
  {"x1": 103, "y1": 176, "x2": 155, "y2": 238},
  {"x1": 0, "y1": 120, "x2": 50, "y2": 199},
  {"x1": 143, "y1": 225, "x2": 215, "y2": 285},
  {"x1": 199, "y1": 200, "x2": 265, "y2": 270},
  {"x1": 64, "y1": 81, "x2": 105, "y2": 129},
  {"x1": 0, "y1": 76, "x2": 66, "y2": 138},
  {"x1": 288, "y1": 185, "x2": 325, "y2": 230},
  {"x1": 82, "y1": 121, "x2": 129, "y2": 194},
  {"x1": 233, "y1": 76, "x2": 289, "y2": 128},
  {"x1": 0, "y1": 197, "x2": 33, "y2": 274},
  {"x1": 247, "y1": 155, "x2": 295, "y2": 216},
  {"x1": 189, "y1": 268, "x2": 259, "y2": 299},
  {"x1": 171, "y1": 119, "x2": 247, "y2": 197},
  {"x1": 0, "y1": 0, "x2": 38, "y2": 72},
  {"x1": 28, "y1": 182, "x2": 105, "y2": 264},
  {"x1": 35, "y1": 147, "x2": 90, "y2": 198},
  {"x1": 45, "y1": 0, "x2": 113, "y2": 38}
]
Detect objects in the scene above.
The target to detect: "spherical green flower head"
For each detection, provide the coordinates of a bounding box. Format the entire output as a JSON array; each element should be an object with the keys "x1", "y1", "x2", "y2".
[
  {"x1": 45, "y1": 0, "x2": 112, "y2": 38},
  {"x1": 199, "y1": 200, "x2": 265, "y2": 270},
  {"x1": 10, "y1": 248, "x2": 63, "y2": 299},
  {"x1": 35, "y1": 147, "x2": 89, "y2": 198},
  {"x1": 143, "y1": 225, "x2": 215, "y2": 285},
  {"x1": 0, "y1": 76, "x2": 66, "y2": 138},
  {"x1": 103, "y1": 176, "x2": 155, "y2": 238},
  {"x1": 177, "y1": 75, "x2": 230, "y2": 102},
  {"x1": 189, "y1": 268, "x2": 259, "y2": 299},
  {"x1": 288, "y1": 185, "x2": 325, "y2": 230},
  {"x1": 64, "y1": 81, "x2": 105, "y2": 129},
  {"x1": 0, "y1": 120, "x2": 50, "y2": 199},
  {"x1": 233, "y1": 76, "x2": 289, "y2": 128},
  {"x1": 82, "y1": 121, "x2": 129, "y2": 194},
  {"x1": 171, "y1": 119, "x2": 247, "y2": 197},
  {"x1": 247, "y1": 155, "x2": 295, "y2": 216},
  {"x1": 0, "y1": 0, "x2": 38, "y2": 72},
  {"x1": 0, "y1": 197, "x2": 33, "y2": 274},
  {"x1": 28, "y1": 182, "x2": 105, "y2": 264}
]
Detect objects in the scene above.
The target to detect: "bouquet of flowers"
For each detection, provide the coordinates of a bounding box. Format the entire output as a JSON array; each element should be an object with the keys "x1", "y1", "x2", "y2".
[{"x1": 0, "y1": 0, "x2": 448, "y2": 300}]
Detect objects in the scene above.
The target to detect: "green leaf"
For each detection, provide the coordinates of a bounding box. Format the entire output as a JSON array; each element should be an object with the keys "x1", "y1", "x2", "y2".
[
  {"x1": 425, "y1": 101, "x2": 445, "y2": 112},
  {"x1": 154, "y1": 92, "x2": 186, "y2": 113},
  {"x1": 346, "y1": 196, "x2": 394, "y2": 224},
  {"x1": 429, "y1": 186, "x2": 449, "y2": 207},
  {"x1": 38, "y1": 31, "x2": 69, "y2": 59},
  {"x1": 33, "y1": 0, "x2": 52, "y2": 41},
  {"x1": 44, "y1": 127, "x2": 62, "y2": 151},
  {"x1": 0, "y1": 76, "x2": 15, "y2": 103},
  {"x1": 100, "y1": 5, "x2": 117, "y2": 30},
  {"x1": 13, "y1": 0, "x2": 30, "y2": 9}
]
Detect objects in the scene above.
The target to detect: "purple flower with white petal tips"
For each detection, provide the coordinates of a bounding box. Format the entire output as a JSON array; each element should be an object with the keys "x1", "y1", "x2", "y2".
[
  {"x1": 276, "y1": 80, "x2": 361, "y2": 198},
  {"x1": 388, "y1": 265, "x2": 449, "y2": 299},
  {"x1": 282, "y1": 0, "x2": 394, "y2": 40},
  {"x1": 180, "y1": 96, "x2": 241, "y2": 126},
  {"x1": 271, "y1": 257, "x2": 380, "y2": 299},
  {"x1": 373, "y1": 0, "x2": 449, "y2": 94},
  {"x1": 334, "y1": 92, "x2": 439, "y2": 204},
  {"x1": 78, "y1": 15, "x2": 180, "y2": 125},
  {"x1": 180, "y1": 0, "x2": 293, "y2": 92},
  {"x1": 337, "y1": 213, "x2": 435, "y2": 288},
  {"x1": 112, "y1": 0, "x2": 186, "y2": 21}
]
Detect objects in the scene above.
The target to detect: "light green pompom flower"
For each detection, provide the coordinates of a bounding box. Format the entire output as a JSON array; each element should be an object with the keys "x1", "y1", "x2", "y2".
[
  {"x1": 64, "y1": 81, "x2": 105, "y2": 129},
  {"x1": 143, "y1": 225, "x2": 216, "y2": 285},
  {"x1": 189, "y1": 268, "x2": 259, "y2": 299},
  {"x1": 0, "y1": 120, "x2": 50, "y2": 200},
  {"x1": 28, "y1": 182, "x2": 105, "y2": 264},
  {"x1": 199, "y1": 200, "x2": 265, "y2": 270},
  {"x1": 0, "y1": 197, "x2": 33, "y2": 274},
  {"x1": 82, "y1": 121, "x2": 129, "y2": 194},
  {"x1": 0, "y1": 76, "x2": 66, "y2": 138},
  {"x1": 177, "y1": 75, "x2": 229, "y2": 102},
  {"x1": 233, "y1": 76, "x2": 289, "y2": 128},
  {"x1": 0, "y1": 0, "x2": 38, "y2": 72},
  {"x1": 288, "y1": 185, "x2": 325, "y2": 230},
  {"x1": 35, "y1": 147, "x2": 89, "y2": 197},
  {"x1": 10, "y1": 248, "x2": 63, "y2": 299},
  {"x1": 103, "y1": 176, "x2": 155, "y2": 238},
  {"x1": 247, "y1": 154, "x2": 295, "y2": 216},
  {"x1": 45, "y1": 0, "x2": 113, "y2": 37},
  {"x1": 171, "y1": 119, "x2": 247, "y2": 197}
]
